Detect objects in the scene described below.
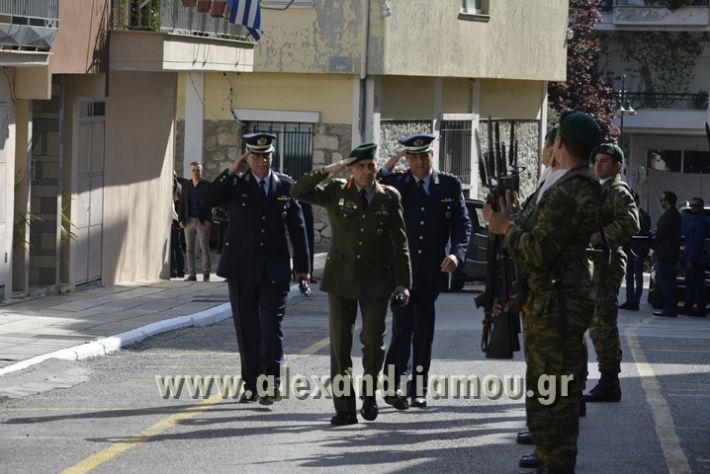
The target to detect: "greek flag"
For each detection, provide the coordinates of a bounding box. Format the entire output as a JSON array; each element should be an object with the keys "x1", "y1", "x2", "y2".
[{"x1": 228, "y1": 0, "x2": 263, "y2": 41}]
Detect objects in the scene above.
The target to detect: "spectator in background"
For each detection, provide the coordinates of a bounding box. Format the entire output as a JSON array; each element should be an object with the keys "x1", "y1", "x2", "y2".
[
  {"x1": 170, "y1": 171, "x2": 186, "y2": 278},
  {"x1": 682, "y1": 197, "x2": 709, "y2": 317},
  {"x1": 653, "y1": 191, "x2": 681, "y2": 318},
  {"x1": 620, "y1": 191, "x2": 651, "y2": 311},
  {"x1": 178, "y1": 161, "x2": 213, "y2": 282}
]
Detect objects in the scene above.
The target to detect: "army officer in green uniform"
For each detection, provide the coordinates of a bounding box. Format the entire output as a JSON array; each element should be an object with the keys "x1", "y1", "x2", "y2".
[{"x1": 291, "y1": 143, "x2": 412, "y2": 426}]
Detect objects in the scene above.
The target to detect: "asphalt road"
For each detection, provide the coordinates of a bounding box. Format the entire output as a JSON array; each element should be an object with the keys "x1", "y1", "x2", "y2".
[{"x1": 1, "y1": 288, "x2": 709, "y2": 473}]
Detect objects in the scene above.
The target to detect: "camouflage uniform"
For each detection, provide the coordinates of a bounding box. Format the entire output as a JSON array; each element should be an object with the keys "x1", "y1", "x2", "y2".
[
  {"x1": 588, "y1": 175, "x2": 639, "y2": 377},
  {"x1": 504, "y1": 165, "x2": 601, "y2": 473}
]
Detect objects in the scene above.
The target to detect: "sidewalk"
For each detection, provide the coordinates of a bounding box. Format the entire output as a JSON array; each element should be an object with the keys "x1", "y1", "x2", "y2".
[{"x1": 0, "y1": 253, "x2": 327, "y2": 377}]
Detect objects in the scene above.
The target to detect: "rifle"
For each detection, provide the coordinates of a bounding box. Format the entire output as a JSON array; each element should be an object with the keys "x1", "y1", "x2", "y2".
[{"x1": 475, "y1": 119, "x2": 522, "y2": 359}]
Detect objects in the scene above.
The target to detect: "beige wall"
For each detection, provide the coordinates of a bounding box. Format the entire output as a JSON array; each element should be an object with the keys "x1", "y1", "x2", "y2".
[
  {"x1": 375, "y1": 0, "x2": 567, "y2": 80},
  {"x1": 103, "y1": 71, "x2": 176, "y2": 285},
  {"x1": 480, "y1": 79, "x2": 545, "y2": 120},
  {"x1": 190, "y1": 72, "x2": 355, "y2": 124},
  {"x1": 50, "y1": 0, "x2": 109, "y2": 74},
  {"x1": 255, "y1": 0, "x2": 567, "y2": 81}
]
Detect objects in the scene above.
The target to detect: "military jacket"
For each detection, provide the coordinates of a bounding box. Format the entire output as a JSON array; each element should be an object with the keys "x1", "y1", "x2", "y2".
[
  {"x1": 202, "y1": 169, "x2": 310, "y2": 283},
  {"x1": 504, "y1": 165, "x2": 601, "y2": 333},
  {"x1": 598, "y1": 174, "x2": 640, "y2": 266},
  {"x1": 377, "y1": 169, "x2": 471, "y2": 292},
  {"x1": 291, "y1": 169, "x2": 412, "y2": 300}
]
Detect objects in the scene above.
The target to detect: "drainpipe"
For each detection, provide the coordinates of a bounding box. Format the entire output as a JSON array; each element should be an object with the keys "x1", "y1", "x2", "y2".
[
  {"x1": 358, "y1": 0, "x2": 371, "y2": 143},
  {"x1": 55, "y1": 76, "x2": 64, "y2": 292}
]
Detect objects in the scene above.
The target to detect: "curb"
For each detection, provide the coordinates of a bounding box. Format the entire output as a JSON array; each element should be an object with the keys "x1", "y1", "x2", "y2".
[{"x1": 0, "y1": 283, "x2": 306, "y2": 378}]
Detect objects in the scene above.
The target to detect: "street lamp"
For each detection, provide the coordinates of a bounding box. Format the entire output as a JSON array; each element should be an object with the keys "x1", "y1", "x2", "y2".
[{"x1": 615, "y1": 74, "x2": 637, "y2": 151}]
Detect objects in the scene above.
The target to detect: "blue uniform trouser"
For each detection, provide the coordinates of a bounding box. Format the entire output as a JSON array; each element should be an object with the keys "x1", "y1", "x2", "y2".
[
  {"x1": 656, "y1": 258, "x2": 678, "y2": 313},
  {"x1": 685, "y1": 263, "x2": 706, "y2": 310},
  {"x1": 625, "y1": 256, "x2": 645, "y2": 305},
  {"x1": 384, "y1": 288, "x2": 438, "y2": 398},
  {"x1": 227, "y1": 274, "x2": 289, "y2": 393}
]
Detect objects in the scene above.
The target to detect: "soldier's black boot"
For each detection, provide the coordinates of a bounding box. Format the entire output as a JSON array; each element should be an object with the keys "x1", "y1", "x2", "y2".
[
  {"x1": 519, "y1": 453, "x2": 542, "y2": 468},
  {"x1": 360, "y1": 396, "x2": 379, "y2": 421},
  {"x1": 516, "y1": 431, "x2": 533, "y2": 445},
  {"x1": 583, "y1": 371, "x2": 621, "y2": 402}
]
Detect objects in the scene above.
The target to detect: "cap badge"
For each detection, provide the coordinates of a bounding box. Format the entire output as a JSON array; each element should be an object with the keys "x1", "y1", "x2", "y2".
[{"x1": 257, "y1": 137, "x2": 268, "y2": 146}]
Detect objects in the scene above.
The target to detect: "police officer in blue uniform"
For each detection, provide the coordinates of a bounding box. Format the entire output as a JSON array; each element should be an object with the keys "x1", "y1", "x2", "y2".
[
  {"x1": 379, "y1": 134, "x2": 471, "y2": 409},
  {"x1": 202, "y1": 133, "x2": 310, "y2": 406}
]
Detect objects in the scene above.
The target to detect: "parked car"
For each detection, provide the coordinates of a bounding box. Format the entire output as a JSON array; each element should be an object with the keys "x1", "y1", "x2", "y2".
[
  {"x1": 450, "y1": 199, "x2": 488, "y2": 291},
  {"x1": 647, "y1": 204, "x2": 710, "y2": 309}
]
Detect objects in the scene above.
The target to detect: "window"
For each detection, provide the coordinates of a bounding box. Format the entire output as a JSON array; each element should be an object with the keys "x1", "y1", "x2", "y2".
[
  {"x1": 460, "y1": 0, "x2": 489, "y2": 19},
  {"x1": 647, "y1": 149, "x2": 710, "y2": 174},
  {"x1": 439, "y1": 120, "x2": 472, "y2": 185},
  {"x1": 245, "y1": 122, "x2": 314, "y2": 179}
]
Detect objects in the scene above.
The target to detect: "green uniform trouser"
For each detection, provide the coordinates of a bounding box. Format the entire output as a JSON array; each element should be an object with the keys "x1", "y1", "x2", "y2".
[
  {"x1": 525, "y1": 320, "x2": 584, "y2": 473},
  {"x1": 589, "y1": 261, "x2": 625, "y2": 375},
  {"x1": 328, "y1": 294, "x2": 388, "y2": 414}
]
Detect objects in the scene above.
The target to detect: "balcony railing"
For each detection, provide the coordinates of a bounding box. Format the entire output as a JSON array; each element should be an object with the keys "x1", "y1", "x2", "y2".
[
  {"x1": 0, "y1": 0, "x2": 59, "y2": 51},
  {"x1": 112, "y1": 0, "x2": 250, "y2": 42},
  {"x1": 626, "y1": 92, "x2": 709, "y2": 110}
]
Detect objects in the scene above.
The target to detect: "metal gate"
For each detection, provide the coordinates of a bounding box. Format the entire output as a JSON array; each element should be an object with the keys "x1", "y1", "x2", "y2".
[
  {"x1": 246, "y1": 122, "x2": 314, "y2": 179},
  {"x1": 439, "y1": 120, "x2": 472, "y2": 185}
]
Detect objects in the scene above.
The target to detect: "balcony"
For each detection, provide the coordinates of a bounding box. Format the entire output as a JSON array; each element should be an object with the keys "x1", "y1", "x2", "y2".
[
  {"x1": 110, "y1": 0, "x2": 254, "y2": 73},
  {"x1": 618, "y1": 91, "x2": 710, "y2": 135},
  {"x1": 0, "y1": 0, "x2": 59, "y2": 52},
  {"x1": 598, "y1": 0, "x2": 710, "y2": 30},
  {"x1": 112, "y1": 0, "x2": 249, "y2": 41}
]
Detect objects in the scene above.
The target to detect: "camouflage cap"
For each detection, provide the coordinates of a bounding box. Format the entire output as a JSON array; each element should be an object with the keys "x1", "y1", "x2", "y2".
[
  {"x1": 591, "y1": 143, "x2": 624, "y2": 163},
  {"x1": 558, "y1": 110, "x2": 603, "y2": 152},
  {"x1": 348, "y1": 142, "x2": 378, "y2": 164}
]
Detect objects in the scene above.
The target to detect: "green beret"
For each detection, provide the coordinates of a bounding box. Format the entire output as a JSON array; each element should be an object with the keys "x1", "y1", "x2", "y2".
[
  {"x1": 591, "y1": 143, "x2": 624, "y2": 163},
  {"x1": 349, "y1": 142, "x2": 377, "y2": 164},
  {"x1": 558, "y1": 110, "x2": 603, "y2": 153},
  {"x1": 544, "y1": 125, "x2": 559, "y2": 144}
]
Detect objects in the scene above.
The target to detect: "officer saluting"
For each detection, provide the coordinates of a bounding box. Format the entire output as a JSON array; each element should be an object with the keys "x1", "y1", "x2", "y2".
[
  {"x1": 291, "y1": 143, "x2": 412, "y2": 426},
  {"x1": 203, "y1": 133, "x2": 310, "y2": 405},
  {"x1": 378, "y1": 134, "x2": 471, "y2": 409}
]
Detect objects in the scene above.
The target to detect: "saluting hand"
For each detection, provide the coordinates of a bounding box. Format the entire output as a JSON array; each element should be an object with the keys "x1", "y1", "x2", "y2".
[
  {"x1": 323, "y1": 157, "x2": 357, "y2": 175},
  {"x1": 383, "y1": 149, "x2": 407, "y2": 171},
  {"x1": 440, "y1": 255, "x2": 459, "y2": 273},
  {"x1": 230, "y1": 152, "x2": 250, "y2": 175}
]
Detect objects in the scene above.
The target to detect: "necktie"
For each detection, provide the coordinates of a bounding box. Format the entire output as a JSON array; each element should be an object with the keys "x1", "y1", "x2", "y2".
[
  {"x1": 418, "y1": 180, "x2": 426, "y2": 195},
  {"x1": 360, "y1": 189, "x2": 369, "y2": 211},
  {"x1": 259, "y1": 180, "x2": 267, "y2": 198}
]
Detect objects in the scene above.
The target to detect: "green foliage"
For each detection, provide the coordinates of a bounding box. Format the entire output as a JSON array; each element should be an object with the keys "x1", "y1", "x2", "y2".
[
  {"x1": 548, "y1": 0, "x2": 618, "y2": 141},
  {"x1": 615, "y1": 31, "x2": 710, "y2": 96}
]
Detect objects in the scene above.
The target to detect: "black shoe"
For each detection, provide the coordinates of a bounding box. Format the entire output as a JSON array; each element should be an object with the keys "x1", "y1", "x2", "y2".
[
  {"x1": 583, "y1": 382, "x2": 621, "y2": 402},
  {"x1": 653, "y1": 310, "x2": 677, "y2": 317},
  {"x1": 410, "y1": 396, "x2": 427, "y2": 408},
  {"x1": 628, "y1": 303, "x2": 639, "y2": 311},
  {"x1": 579, "y1": 397, "x2": 586, "y2": 417},
  {"x1": 519, "y1": 453, "x2": 542, "y2": 469},
  {"x1": 238, "y1": 389, "x2": 259, "y2": 404},
  {"x1": 360, "y1": 396, "x2": 379, "y2": 421},
  {"x1": 330, "y1": 412, "x2": 358, "y2": 426},
  {"x1": 519, "y1": 465, "x2": 548, "y2": 474},
  {"x1": 516, "y1": 431, "x2": 533, "y2": 445},
  {"x1": 619, "y1": 301, "x2": 631, "y2": 310},
  {"x1": 258, "y1": 389, "x2": 282, "y2": 406},
  {"x1": 383, "y1": 393, "x2": 409, "y2": 410}
]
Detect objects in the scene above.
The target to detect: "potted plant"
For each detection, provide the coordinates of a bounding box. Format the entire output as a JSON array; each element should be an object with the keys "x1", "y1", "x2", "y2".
[
  {"x1": 210, "y1": 0, "x2": 228, "y2": 17},
  {"x1": 197, "y1": 0, "x2": 212, "y2": 13}
]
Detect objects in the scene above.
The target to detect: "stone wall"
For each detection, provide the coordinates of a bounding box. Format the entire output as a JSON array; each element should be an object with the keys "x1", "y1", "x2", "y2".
[{"x1": 478, "y1": 120, "x2": 540, "y2": 201}]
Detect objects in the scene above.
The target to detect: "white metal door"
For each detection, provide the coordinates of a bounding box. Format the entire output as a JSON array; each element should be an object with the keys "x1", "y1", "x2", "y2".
[
  {"x1": 72, "y1": 102, "x2": 104, "y2": 285},
  {"x1": 0, "y1": 103, "x2": 7, "y2": 294}
]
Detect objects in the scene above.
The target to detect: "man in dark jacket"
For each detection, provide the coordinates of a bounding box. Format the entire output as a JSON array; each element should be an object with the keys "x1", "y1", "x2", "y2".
[
  {"x1": 377, "y1": 134, "x2": 471, "y2": 410},
  {"x1": 653, "y1": 191, "x2": 682, "y2": 317},
  {"x1": 178, "y1": 162, "x2": 213, "y2": 282},
  {"x1": 620, "y1": 191, "x2": 651, "y2": 311},
  {"x1": 202, "y1": 133, "x2": 310, "y2": 405}
]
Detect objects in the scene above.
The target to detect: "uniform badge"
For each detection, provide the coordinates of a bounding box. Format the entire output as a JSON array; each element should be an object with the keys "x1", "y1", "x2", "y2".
[
  {"x1": 240, "y1": 193, "x2": 249, "y2": 198},
  {"x1": 376, "y1": 228, "x2": 384, "y2": 236},
  {"x1": 282, "y1": 211, "x2": 288, "y2": 219},
  {"x1": 433, "y1": 175, "x2": 440, "y2": 185},
  {"x1": 257, "y1": 136, "x2": 268, "y2": 146},
  {"x1": 244, "y1": 174, "x2": 251, "y2": 182}
]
